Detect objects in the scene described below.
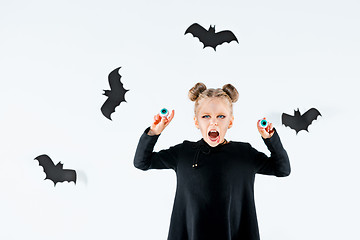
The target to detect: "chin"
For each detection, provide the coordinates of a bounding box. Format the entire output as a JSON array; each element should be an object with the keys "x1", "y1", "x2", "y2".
[
  {"x1": 205, "y1": 141, "x2": 218, "y2": 147},
  {"x1": 204, "y1": 136, "x2": 223, "y2": 147}
]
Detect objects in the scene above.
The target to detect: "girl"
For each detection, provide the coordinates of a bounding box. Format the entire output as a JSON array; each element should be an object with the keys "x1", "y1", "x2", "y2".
[{"x1": 134, "y1": 83, "x2": 290, "y2": 240}]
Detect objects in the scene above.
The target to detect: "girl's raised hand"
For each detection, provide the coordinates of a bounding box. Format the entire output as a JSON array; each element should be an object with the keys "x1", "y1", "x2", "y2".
[
  {"x1": 148, "y1": 110, "x2": 175, "y2": 136},
  {"x1": 257, "y1": 118, "x2": 275, "y2": 139}
]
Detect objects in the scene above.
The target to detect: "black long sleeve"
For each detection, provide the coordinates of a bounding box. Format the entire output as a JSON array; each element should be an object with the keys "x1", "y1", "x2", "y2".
[
  {"x1": 134, "y1": 127, "x2": 181, "y2": 171},
  {"x1": 133, "y1": 127, "x2": 291, "y2": 240},
  {"x1": 250, "y1": 128, "x2": 291, "y2": 177}
]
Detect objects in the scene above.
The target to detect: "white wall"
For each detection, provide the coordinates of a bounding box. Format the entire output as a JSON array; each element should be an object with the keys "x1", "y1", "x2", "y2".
[{"x1": 1, "y1": 0, "x2": 359, "y2": 239}]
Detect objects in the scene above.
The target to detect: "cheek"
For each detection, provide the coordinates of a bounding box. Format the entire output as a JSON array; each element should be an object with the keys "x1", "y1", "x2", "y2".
[
  {"x1": 220, "y1": 127, "x2": 228, "y2": 134},
  {"x1": 198, "y1": 121, "x2": 210, "y2": 133},
  {"x1": 220, "y1": 120, "x2": 231, "y2": 131},
  {"x1": 197, "y1": 118, "x2": 208, "y2": 127},
  {"x1": 199, "y1": 123, "x2": 208, "y2": 132}
]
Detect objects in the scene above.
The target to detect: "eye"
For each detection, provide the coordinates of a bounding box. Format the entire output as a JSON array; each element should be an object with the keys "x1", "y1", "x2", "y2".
[
  {"x1": 202, "y1": 115, "x2": 210, "y2": 119},
  {"x1": 259, "y1": 119, "x2": 268, "y2": 128},
  {"x1": 217, "y1": 115, "x2": 226, "y2": 119},
  {"x1": 159, "y1": 108, "x2": 169, "y2": 117}
]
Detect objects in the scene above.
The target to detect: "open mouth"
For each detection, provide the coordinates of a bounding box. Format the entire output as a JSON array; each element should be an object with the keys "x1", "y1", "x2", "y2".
[{"x1": 208, "y1": 130, "x2": 220, "y2": 142}]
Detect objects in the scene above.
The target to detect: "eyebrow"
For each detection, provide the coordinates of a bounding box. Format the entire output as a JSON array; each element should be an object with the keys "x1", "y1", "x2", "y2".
[{"x1": 200, "y1": 112, "x2": 227, "y2": 115}]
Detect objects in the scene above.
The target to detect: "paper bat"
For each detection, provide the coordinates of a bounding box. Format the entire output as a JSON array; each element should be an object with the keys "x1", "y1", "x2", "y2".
[
  {"x1": 185, "y1": 23, "x2": 238, "y2": 51},
  {"x1": 34, "y1": 154, "x2": 77, "y2": 186},
  {"x1": 282, "y1": 108, "x2": 322, "y2": 134},
  {"x1": 101, "y1": 67, "x2": 129, "y2": 120}
]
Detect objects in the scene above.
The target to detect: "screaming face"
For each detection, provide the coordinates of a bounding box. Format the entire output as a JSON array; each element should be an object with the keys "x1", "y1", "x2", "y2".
[{"x1": 194, "y1": 98, "x2": 234, "y2": 147}]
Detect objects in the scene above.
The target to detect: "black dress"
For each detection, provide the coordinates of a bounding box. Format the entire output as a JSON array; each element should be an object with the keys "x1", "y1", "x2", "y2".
[{"x1": 134, "y1": 127, "x2": 290, "y2": 240}]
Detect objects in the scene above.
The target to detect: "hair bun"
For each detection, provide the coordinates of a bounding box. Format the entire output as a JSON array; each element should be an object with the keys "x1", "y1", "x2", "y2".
[
  {"x1": 188, "y1": 82, "x2": 207, "y2": 101},
  {"x1": 222, "y1": 84, "x2": 239, "y2": 103}
]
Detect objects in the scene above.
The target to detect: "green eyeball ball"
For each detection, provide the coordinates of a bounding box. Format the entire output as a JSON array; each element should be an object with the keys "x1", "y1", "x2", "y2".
[
  {"x1": 160, "y1": 108, "x2": 169, "y2": 118},
  {"x1": 259, "y1": 119, "x2": 268, "y2": 128}
]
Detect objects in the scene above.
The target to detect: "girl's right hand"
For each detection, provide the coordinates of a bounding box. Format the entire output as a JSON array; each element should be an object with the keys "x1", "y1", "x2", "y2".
[{"x1": 148, "y1": 110, "x2": 175, "y2": 136}]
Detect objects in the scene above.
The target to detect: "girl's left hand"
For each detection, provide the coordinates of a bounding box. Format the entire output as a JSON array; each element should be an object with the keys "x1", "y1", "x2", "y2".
[{"x1": 257, "y1": 118, "x2": 275, "y2": 139}]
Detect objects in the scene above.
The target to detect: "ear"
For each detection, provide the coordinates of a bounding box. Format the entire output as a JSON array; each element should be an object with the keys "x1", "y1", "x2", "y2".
[
  {"x1": 228, "y1": 115, "x2": 234, "y2": 129},
  {"x1": 194, "y1": 116, "x2": 199, "y2": 129}
]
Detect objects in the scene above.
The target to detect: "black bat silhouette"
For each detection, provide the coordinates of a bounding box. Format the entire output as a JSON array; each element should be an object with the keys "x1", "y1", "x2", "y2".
[
  {"x1": 185, "y1": 23, "x2": 238, "y2": 51},
  {"x1": 282, "y1": 108, "x2": 322, "y2": 134},
  {"x1": 34, "y1": 154, "x2": 77, "y2": 186},
  {"x1": 101, "y1": 67, "x2": 129, "y2": 120}
]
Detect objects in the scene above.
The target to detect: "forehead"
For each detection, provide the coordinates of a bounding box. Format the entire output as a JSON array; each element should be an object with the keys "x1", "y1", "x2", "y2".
[{"x1": 197, "y1": 97, "x2": 231, "y2": 114}]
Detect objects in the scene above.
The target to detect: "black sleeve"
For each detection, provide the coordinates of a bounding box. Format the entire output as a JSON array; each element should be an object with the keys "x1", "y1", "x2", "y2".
[
  {"x1": 249, "y1": 128, "x2": 291, "y2": 177},
  {"x1": 133, "y1": 127, "x2": 180, "y2": 171}
]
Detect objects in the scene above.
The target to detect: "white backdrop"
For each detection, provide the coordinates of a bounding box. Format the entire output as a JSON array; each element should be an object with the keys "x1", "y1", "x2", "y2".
[{"x1": 1, "y1": 0, "x2": 359, "y2": 239}]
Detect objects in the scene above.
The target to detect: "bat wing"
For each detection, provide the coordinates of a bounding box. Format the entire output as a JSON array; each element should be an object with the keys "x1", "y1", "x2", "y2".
[
  {"x1": 35, "y1": 154, "x2": 56, "y2": 180},
  {"x1": 34, "y1": 154, "x2": 76, "y2": 186},
  {"x1": 185, "y1": 23, "x2": 209, "y2": 46},
  {"x1": 101, "y1": 97, "x2": 121, "y2": 120},
  {"x1": 282, "y1": 113, "x2": 303, "y2": 134},
  {"x1": 109, "y1": 67, "x2": 128, "y2": 102},
  {"x1": 108, "y1": 67, "x2": 122, "y2": 91},
  {"x1": 214, "y1": 30, "x2": 238, "y2": 47},
  {"x1": 302, "y1": 108, "x2": 322, "y2": 129},
  {"x1": 58, "y1": 169, "x2": 77, "y2": 185},
  {"x1": 282, "y1": 113, "x2": 295, "y2": 128},
  {"x1": 101, "y1": 67, "x2": 128, "y2": 120}
]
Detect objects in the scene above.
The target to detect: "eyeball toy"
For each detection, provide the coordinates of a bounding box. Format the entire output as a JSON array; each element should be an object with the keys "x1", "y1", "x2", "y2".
[
  {"x1": 160, "y1": 108, "x2": 169, "y2": 118},
  {"x1": 258, "y1": 118, "x2": 268, "y2": 128}
]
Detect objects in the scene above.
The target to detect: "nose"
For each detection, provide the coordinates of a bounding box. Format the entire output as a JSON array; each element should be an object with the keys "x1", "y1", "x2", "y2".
[{"x1": 210, "y1": 120, "x2": 218, "y2": 126}]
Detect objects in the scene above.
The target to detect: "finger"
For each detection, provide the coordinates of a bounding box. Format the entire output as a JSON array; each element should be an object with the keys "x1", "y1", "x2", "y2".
[
  {"x1": 160, "y1": 116, "x2": 167, "y2": 125},
  {"x1": 265, "y1": 125, "x2": 270, "y2": 133},
  {"x1": 256, "y1": 119, "x2": 261, "y2": 129},
  {"x1": 269, "y1": 123, "x2": 275, "y2": 134},
  {"x1": 165, "y1": 110, "x2": 175, "y2": 125},
  {"x1": 155, "y1": 114, "x2": 162, "y2": 123},
  {"x1": 162, "y1": 109, "x2": 174, "y2": 123},
  {"x1": 168, "y1": 110, "x2": 175, "y2": 121},
  {"x1": 258, "y1": 125, "x2": 266, "y2": 133}
]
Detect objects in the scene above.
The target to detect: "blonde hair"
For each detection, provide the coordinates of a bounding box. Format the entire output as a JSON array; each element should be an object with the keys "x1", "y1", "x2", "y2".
[{"x1": 188, "y1": 82, "x2": 239, "y2": 115}]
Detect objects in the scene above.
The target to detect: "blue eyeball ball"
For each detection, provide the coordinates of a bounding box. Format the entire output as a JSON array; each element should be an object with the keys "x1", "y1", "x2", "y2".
[
  {"x1": 160, "y1": 108, "x2": 169, "y2": 118},
  {"x1": 259, "y1": 119, "x2": 268, "y2": 128}
]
